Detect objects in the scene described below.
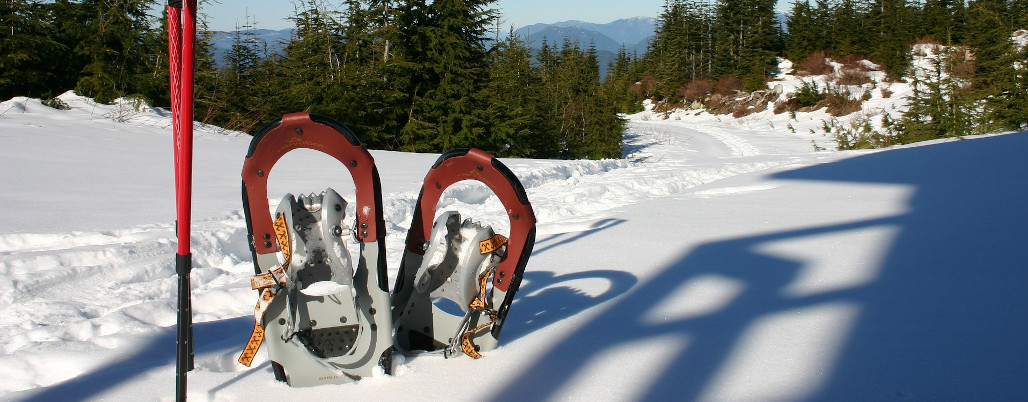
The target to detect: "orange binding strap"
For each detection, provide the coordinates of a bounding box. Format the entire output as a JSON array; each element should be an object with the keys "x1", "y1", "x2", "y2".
[
  {"x1": 238, "y1": 213, "x2": 291, "y2": 366},
  {"x1": 459, "y1": 233, "x2": 507, "y2": 359}
]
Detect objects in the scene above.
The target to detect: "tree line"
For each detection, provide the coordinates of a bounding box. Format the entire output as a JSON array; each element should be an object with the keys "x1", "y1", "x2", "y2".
[
  {"x1": 640, "y1": 0, "x2": 1028, "y2": 141},
  {"x1": 3, "y1": 0, "x2": 1026, "y2": 155},
  {"x1": 1, "y1": 0, "x2": 625, "y2": 159}
]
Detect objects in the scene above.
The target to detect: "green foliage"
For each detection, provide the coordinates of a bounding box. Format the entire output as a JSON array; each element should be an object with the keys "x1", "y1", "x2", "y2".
[
  {"x1": 829, "y1": 117, "x2": 896, "y2": 150},
  {"x1": 795, "y1": 80, "x2": 825, "y2": 107},
  {"x1": 895, "y1": 43, "x2": 981, "y2": 143},
  {"x1": 966, "y1": 0, "x2": 1028, "y2": 132},
  {"x1": 1, "y1": 0, "x2": 68, "y2": 100},
  {"x1": 188, "y1": 0, "x2": 626, "y2": 160},
  {"x1": 72, "y1": 0, "x2": 163, "y2": 104}
]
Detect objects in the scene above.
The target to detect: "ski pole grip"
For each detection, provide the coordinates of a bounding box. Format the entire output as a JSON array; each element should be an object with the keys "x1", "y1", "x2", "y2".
[
  {"x1": 410, "y1": 148, "x2": 536, "y2": 292},
  {"x1": 242, "y1": 113, "x2": 383, "y2": 255}
]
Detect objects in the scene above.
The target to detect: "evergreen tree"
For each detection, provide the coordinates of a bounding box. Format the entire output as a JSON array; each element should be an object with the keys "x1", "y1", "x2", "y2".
[
  {"x1": 211, "y1": 16, "x2": 271, "y2": 131},
  {"x1": 480, "y1": 28, "x2": 541, "y2": 157},
  {"x1": 869, "y1": 0, "x2": 916, "y2": 78},
  {"x1": 73, "y1": 0, "x2": 161, "y2": 103},
  {"x1": 647, "y1": 0, "x2": 689, "y2": 99},
  {"x1": 604, "y1": 46, "x2": 645, "y2": 114},
  {"x1": 396, "y1": 0, "x2": 497, "y2": 152},
  {"x1": 276, "y1": 0, "x2": 345, "y2": 113},
  {"x1": 785, "y1": 0, "x2": 821, "y2": 63},
  {"x1": 896, "y1": 43, "x2": 978, "y2": 142},
  {"x1": 967, "y1": 0, "x2": 1028, "y2": 131},
  {"x1": 831, "y1": 0, "x2": 869, "y2": 56},
  {"x1": 713, "y1": 0, "x2": 781, "y2": 91},
  {"x1": 1, "y1": 0, "x2": 67, "y2": 100},
  {"x1": 921, "y1": 0, "x2": 967, "y2": 45}
]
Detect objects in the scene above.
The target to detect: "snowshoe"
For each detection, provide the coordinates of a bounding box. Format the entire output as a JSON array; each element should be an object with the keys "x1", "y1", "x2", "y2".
[
  {"x1": 237, "y1": 113, "x2": 393, "y2": 386},
  {"x1": 392, "y1": 148, "x2": 536, "y2": 359}
]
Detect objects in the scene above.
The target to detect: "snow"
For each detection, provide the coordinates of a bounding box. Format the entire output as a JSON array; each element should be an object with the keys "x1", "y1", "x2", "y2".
[{"x1": 2, "y1": 85, "x2": 1027, "y2": 401}]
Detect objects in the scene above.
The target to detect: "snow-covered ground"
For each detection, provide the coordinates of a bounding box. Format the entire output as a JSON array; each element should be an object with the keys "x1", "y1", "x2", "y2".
[{"x1": 1, "y1": 90, "x2": 1026, "y2": 401}]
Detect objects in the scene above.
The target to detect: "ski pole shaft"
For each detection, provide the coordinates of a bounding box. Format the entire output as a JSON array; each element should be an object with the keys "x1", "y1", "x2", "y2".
[{"x1": 168, "y1": 0, "x2": 196, "y2": 400}]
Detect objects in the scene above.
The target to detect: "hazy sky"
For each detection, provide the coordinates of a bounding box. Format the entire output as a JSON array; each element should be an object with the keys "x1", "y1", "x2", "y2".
[{"x1": 197, "y1": 0, "x2": 670, "y2": 32}]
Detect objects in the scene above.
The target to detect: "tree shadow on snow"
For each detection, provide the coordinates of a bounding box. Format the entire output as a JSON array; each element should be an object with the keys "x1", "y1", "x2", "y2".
[
  {"x1": 502, "y1": 219, "x2": 637, "y2": 342},
  {"x1": 17, "y1": 316, "x2": 255, "y2": 401},
  {"x1": 532, "y1": 218, "x2": 626, "y2": 255},
  {"x1": 492, "y1": 133, "x2": 1028, "y2": 401}
]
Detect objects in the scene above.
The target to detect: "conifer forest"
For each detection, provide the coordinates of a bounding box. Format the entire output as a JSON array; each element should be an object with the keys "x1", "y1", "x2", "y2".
[{"x1": 2, "y1": 0, "x2": 1026, "y2": 157}]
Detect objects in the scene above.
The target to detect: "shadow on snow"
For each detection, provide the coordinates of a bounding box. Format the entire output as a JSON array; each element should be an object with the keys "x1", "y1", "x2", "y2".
[
  {"x1": 19, "y1": 133, "x2": 1028, "y2": 400},
  {"x1": 493, "y1": 133, "x2": 1028, "y2": 400},
  {"x1": 19, "y1": 316, "x2": 257, "y2": 401}
]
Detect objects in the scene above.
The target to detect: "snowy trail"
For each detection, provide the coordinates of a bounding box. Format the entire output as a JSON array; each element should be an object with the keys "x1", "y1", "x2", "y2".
[
  {"x1": 0, "y1": 97, "x2": 829, "y2": 397},
  {"x1": 7, "y1": 91, "x2": 1025, "y2": 401}
]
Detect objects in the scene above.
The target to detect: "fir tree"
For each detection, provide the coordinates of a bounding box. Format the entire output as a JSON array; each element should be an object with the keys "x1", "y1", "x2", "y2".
[
  {"x1": 396, "y1": 0, "x2": 496, "y2": 152},
  {"x1": 713, "y1": 0, "x2": 781, "y2": 91},
  {"x1": 0, "y1": 0, "x2": 67, "y2": 99},
  {"x1": 480, "y1": 28, "x2": 540, "y2": 157},
  {"x1": 869, "y1": 0, "x2": 916, "y2": 78},
  {"x1": 896, "y1": 43, "x2": 978, "y2": 142},
  {"x1": 72, "y1": 0, "x2": 160, "y2": 104},
  {"x1": 604, "y1": 46, "x2": 645, "y2": 114},
  {"x1": 967, "y1": 0, "x2": 1028, "y2": 131},
  {"x1": 785, "y1": 0, "x2": 821, "y2": 63}
]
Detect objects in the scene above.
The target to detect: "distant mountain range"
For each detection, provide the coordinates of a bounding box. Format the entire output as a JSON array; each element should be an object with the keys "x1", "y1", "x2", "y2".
[
  {"x1": 209, "y1": 29, "x2": 292, "y2": 63},
  {"x1": 511, "y1": 17, "x2": 656, "y2": 77},
  {"x1": 209, "y1": 17, "x2": 658, "y2": 77},
  {"x1": 513, "y1": 17, "x2": 656, "y2": 54}
]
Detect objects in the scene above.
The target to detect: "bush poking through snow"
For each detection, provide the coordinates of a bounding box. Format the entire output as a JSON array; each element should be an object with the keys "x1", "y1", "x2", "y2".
[
  {"x1": 824, "y1": 117, "x2": 897, "y2": 150},
  {"x1": 42, "y1": 97, "x2": 70, "y2": 110},
  {"x1": 797, "y1": 50, "x2": 832, "y2": 76}
]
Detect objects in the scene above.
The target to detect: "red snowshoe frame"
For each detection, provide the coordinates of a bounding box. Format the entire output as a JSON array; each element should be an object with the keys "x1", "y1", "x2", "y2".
[
  {"x1": 392, "y1": 148, "x2": 537, "y2": 356},
  {"x1": 240, "y1": 112, "x2": 393, "y2": 386}
]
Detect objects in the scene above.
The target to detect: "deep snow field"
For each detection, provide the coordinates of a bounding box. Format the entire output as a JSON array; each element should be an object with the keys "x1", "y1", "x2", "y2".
[{"x1": 1, "y1": 78, "x2": 1026, "y2": 401}]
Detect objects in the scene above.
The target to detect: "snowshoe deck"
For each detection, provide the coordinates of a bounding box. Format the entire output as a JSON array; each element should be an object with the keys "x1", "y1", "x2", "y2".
[
  {"x1": 238, "y1": 113, "x2": 392, "y2": 386},
  {"x1": 392, "y1": 148, "x2": 537, "y2": 358}
]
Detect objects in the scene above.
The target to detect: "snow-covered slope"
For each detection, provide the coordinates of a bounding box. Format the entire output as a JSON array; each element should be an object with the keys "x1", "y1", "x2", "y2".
[{"x1": 1, "y1": 92, "x2": 1026, "y2": 401}]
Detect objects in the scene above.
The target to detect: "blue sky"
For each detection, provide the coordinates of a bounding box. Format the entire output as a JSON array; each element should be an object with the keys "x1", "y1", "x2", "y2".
[{"x1": 198, "y1": 0, "x2": 669, "y2": 32}]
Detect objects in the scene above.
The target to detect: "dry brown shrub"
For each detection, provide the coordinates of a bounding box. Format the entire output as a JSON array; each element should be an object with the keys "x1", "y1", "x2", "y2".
[
  {"x1": 820, "y1": 90, "x2": 863, "y2": 116},
  {"x1": 632, "y1": 75, "x2": 658, "y2": 98},
  {"x1": 714, "y1": 76, "x2": 742, "y2": 96},
  {"x1": 797, "y1": 50, "x2": 832, "y2": 76},
  {"x1": 732, "y1": 101, "x2": 768, "y2": 118},
  {"x1": 835, "y1": 69, "x2": 872, "y2": 85},
  {"x1": 774, "y1": 96, "x2": 799, "y2": 114},
  {"x1": 679, "y1": 79, "x2": 714, "y2": 102},
  {"x1": 833, "y1": 55, "x2": 873, "y2": 85}
]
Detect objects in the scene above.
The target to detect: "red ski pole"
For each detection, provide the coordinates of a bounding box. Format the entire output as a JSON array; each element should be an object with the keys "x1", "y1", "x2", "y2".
[{"x1": 168, "y1": 0, "x2": 196, "y2": 400}]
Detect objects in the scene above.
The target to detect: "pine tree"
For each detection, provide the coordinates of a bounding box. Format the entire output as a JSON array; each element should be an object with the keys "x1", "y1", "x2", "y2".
[
  {"x1": 0, "y1": 0, "x2": 67, "y2": 100},
  {"x1": 210, "y1": 15, "x2": 271, "y2": 131},
  {"x1": 72, "y1": 0, "x2": 160, "y2": 104},
  {"x1": 896, "y1": 43, "x2": 978, "y2": 142},
  {"x1": 480, "y1": 28, "x2": 540, "y2": 157},
  {"x1": 869, "y1": 0, "x2": 916, "y2": 78},
  {"x1": 831, "y1": 0, "x2": 869, "y2": 56},
  {"x1": 785, "y1": 0, "x2": 821, "y2": 63},
  {"x1": 396, "y1": 0, "x2": 497, "y2": 152},
  {"x1": 648, "y1": 0, "x2": 690, "y2": 100},
  {"x1": 921, "y1": 0, "x2": 968, "y2": 45},
  {"x1": 713, "y1": 0, "x2": 781, "y2": 91},
  {"x1": 276, "y1": 0, "x2": 345, "y2": 113},
  {"x1": 604, "y1": 46, "x2": 645, "y2": 114},
  {"x1": 967, "y1": 0, "x2": 1028, "y2": 131}
]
